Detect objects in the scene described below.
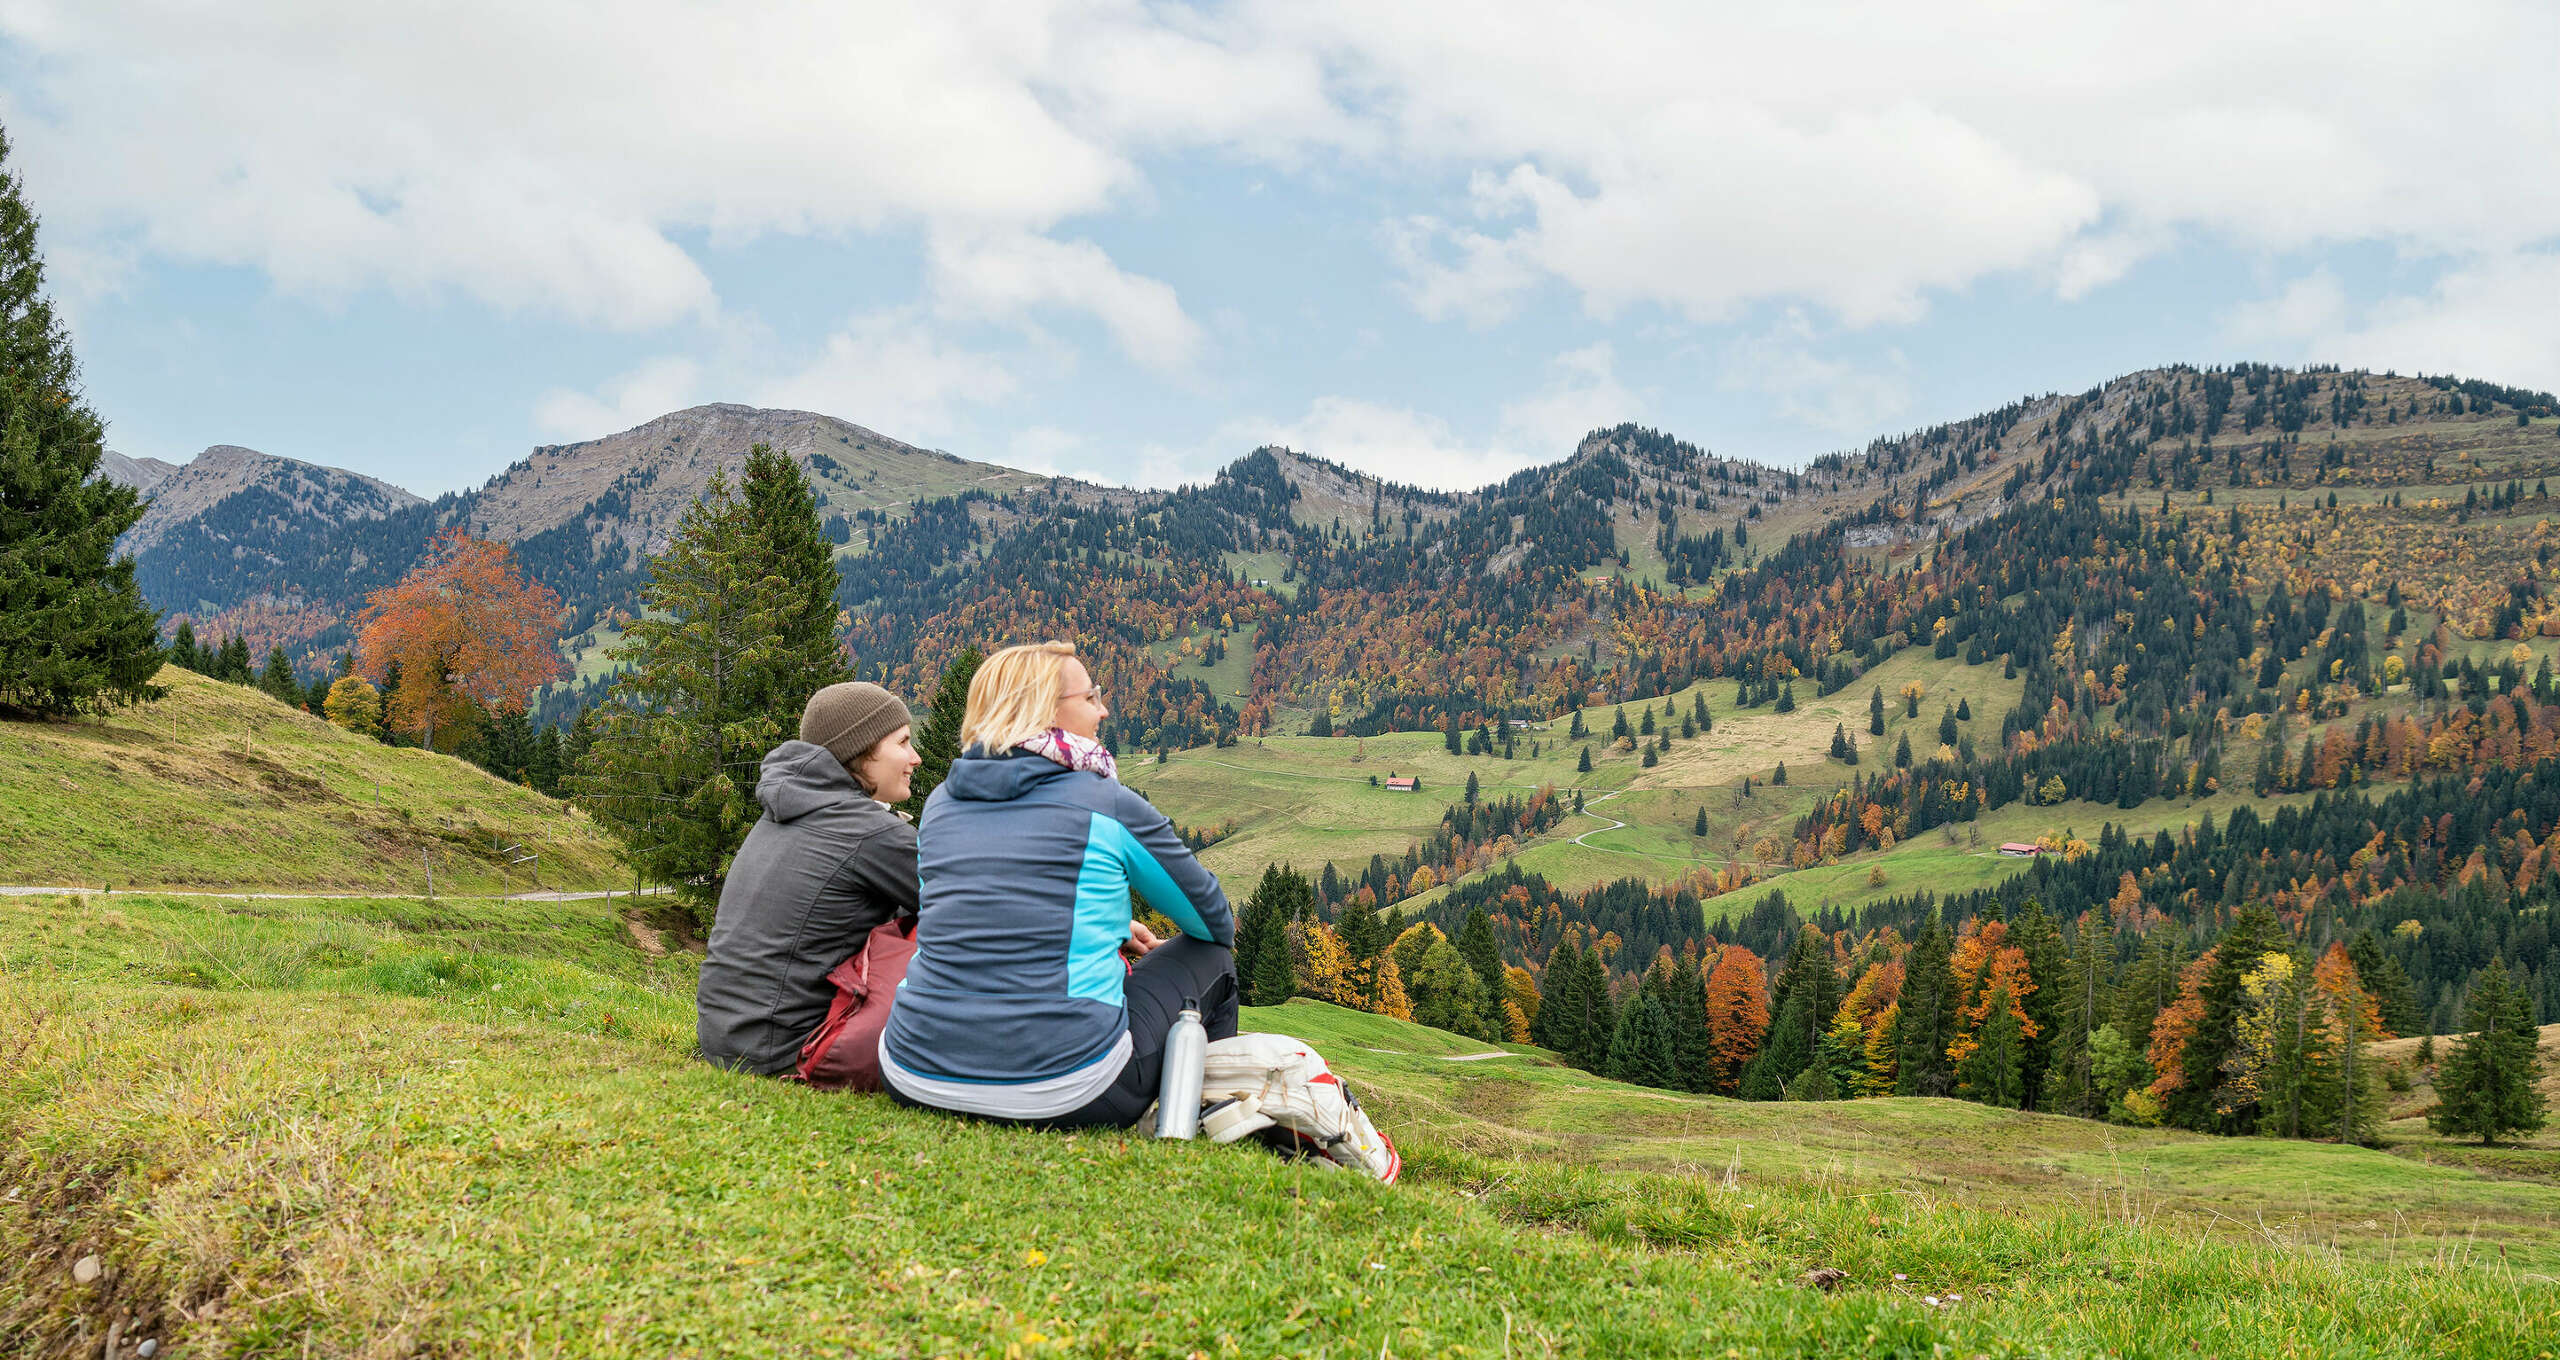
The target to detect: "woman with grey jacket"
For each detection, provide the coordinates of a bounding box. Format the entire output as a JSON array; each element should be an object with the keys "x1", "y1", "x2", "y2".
[{"x1": 696, "y1": 681, "x2": 923, "y2": 1074}]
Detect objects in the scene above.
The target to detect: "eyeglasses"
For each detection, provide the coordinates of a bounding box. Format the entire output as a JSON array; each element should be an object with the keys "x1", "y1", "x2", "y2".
[{"x1": 1061, "y1": 686, "x2": 1104, "y2": 704}]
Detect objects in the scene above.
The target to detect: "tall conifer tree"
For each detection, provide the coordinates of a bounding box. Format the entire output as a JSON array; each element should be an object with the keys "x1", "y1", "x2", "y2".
[
  {"x1": 903, "y1": 645, "x2": 981, "y2": 815},
  {"x1": 2170, "y1": 904, "x2": 2283, "y2": 1133},
  {"x1": 1763, "y1": 925, "x2": 1841, "y2": 1086},
  {"x1": 2429, "y1": 959, "x2": 2548, "y2": 1146},
  {"x1": 1895, "y1": 918, "x2": 1959, "y2": 1096},
  {"x1": 0, "y1": 126, "x2": 162, "y2": 715},
  {"x1": 577, "y1": 451, "x2": 848, "y2": 928},
  {"x1": 2009, "y1": 901, "x2": 2068, "y2": 1109}
]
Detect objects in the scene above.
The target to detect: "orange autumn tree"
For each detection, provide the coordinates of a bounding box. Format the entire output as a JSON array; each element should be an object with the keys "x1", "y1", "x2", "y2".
[
  {"x1": 1944, "y1": 919, "x2": 2038, "y2": 1065},
  {"x1": 356, "y1": 530, "x2": 564, "y2": 750},
  {"x1": 1702, "y1": 946, "x2": 1770, "y2": 1093}
]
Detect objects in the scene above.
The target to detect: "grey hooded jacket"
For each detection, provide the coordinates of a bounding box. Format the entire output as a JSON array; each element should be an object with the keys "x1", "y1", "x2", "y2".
[{"x1": 696, "y1": 739, "x2": 919, "y2": 1074}]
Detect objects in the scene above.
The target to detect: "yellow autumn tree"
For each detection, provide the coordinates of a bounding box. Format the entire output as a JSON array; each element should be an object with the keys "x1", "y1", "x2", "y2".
[
  {"x1": 322, "y1": 673, "x2": 383, "y2": 736},
  {"x1": 1286, "y1": 919, "x2": 1358, "y2": 1007}
]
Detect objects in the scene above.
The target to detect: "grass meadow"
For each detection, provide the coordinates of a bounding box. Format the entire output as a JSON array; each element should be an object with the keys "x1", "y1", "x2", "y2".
[
  {"x1": 0, "y1": 667, "x2": 621, "y2": 895},
  {"x1": 8, "y1": 888, "x2": 2557, "y2": 1356}
]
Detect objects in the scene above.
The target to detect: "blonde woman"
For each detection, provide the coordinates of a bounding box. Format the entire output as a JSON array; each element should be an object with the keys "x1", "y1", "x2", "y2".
[{"x1": 879, "y1": 641, "x2": 1237, "y2": 1127}]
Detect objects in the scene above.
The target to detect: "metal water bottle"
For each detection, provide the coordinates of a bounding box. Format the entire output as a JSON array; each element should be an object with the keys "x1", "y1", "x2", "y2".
[{"x1": 1154, "y1": 998, "x2": 1208, "y2": 1139}]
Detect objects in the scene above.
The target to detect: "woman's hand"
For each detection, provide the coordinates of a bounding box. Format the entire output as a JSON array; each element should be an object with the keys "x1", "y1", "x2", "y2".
[{"x1": 1122, "y1": 921, "x2": 1163, "y2": 958}]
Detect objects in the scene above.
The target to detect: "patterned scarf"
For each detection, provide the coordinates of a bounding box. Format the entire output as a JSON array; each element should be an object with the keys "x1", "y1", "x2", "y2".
[{"x1": 1018, "y1": 726, "x2": 1118, "y2": 780}]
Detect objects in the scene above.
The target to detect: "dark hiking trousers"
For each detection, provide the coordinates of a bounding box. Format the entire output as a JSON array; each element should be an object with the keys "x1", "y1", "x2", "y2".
[{"x1": 889, "y1": 935, "x2": 1238, "y2": 1130}]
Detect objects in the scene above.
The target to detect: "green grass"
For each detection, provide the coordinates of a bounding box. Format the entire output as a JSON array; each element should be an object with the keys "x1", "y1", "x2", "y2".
[
  {"x1": 0, "y1": 667, "x2": 623, "y2": 894},
  {"x1": 8, "y1": 890, "x2": 2557, "y2": 1356}
]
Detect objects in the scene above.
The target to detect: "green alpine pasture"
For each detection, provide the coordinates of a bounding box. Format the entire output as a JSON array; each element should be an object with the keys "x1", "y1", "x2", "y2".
[
  {"x1": 7, "y1": 888, "x2": 2557, "y2": 1357},
  {"x1": 0, "y1": 667, "x2": 621, "y2": 895}
]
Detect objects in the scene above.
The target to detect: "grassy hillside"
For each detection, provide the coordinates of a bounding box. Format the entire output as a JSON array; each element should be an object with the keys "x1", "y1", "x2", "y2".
[
  {"x1": 0, "y1": 668, "x2": 621, "y2": 894},
  {"x1": 7, "y1": 888, "x2": 2554, "y2": 1357},
  {"x1": 1130, "y1": 642, "x2": 2221, "y2": 918}
]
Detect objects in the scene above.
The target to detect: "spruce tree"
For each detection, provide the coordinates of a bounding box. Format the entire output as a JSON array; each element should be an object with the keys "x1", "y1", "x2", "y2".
[
  {"x1": 1236, "y1": 864, "x2": 1308, "y2": 1006},
  {"x1": 1662, "y1": 953, "x2": 1715, "y2": 1092},
  {"x1": 1607, "y1": 992, "x2": 1677, "y2": 1089},
  {"x1": 1531, "y1": 939, "x2": 1583, "y2": 1053},
  {"x1": 2116, "y1": 928, "x2": 2184, "y2": 1053},
  {"x1": 0, "y1": 127, "x2": 163, "y2": 716},
  {"x1": 2429, "y1": 959, "x2": 2548, "y2": 1145},
  {"x1": 2258, "y1": 951, "x2": 2334, "y2": 1140},
  {"x1": 169, "y1": 621, "x2": 200, "y2": 673},
  {"x1": 2009, "y1": 901, "x2": 2068, "y2": 1110},
  {"x1": 1868, "y1": 686, "x2": 1885, "y2": 735},
  {"x1": 1956, "y1": 983, "x2": 2029, "y2": 1108},
  {"x1": 576, "y1": 452, "x2": 849, "y2": 929},
  {"x1": 528, "y1": 725, "x2": 564, "y2": 796},
  {"x1": 1456, "y1": 905, "x2": 1503, "y2": 1004},
  {"x1": 1895, "y1": 917, "x2": 1958, "y2": 1096},
  {"x1": 1570, "y1": 949, "x2": 1618, "y2": 1073},
  {"x1": 2053, "y1": 907, "x2": 2117, "y2": 1117},
  {"x1": 903, "y1": 645, "x2": 981, "y2": 815},
  {"x1": 1763, "y1": 925, "x2": 1841, "y2": 1086},
  {"x1": 257, "y1": 647, "x2": 300, "y2": 705},
  {"x1": 2346, "y1": 930, "x2": 2422, "y2": 1037},
  {"x1": 2171, "y1": 904, "x2": 2284, "y2": 1133}
]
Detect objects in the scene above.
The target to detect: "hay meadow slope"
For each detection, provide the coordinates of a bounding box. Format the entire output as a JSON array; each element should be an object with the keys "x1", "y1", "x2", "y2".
[
  {"x1": 6, "y1": 887, "x2": 2557, "y2": 1357},
  {"x1": 0, "y1": 667, "x2": 619, "y2": 895}
]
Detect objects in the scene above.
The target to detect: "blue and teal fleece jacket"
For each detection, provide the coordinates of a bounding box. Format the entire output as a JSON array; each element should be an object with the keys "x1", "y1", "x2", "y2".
[{"x1": 880, "y1": 749, "x2": 1234, "y2": 1090}]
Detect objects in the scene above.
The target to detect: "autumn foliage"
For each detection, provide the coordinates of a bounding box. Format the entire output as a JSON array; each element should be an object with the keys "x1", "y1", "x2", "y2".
[
  {"x1": 1701, "y1": 947, "x2": 1770, "y2": 1093},
  {"x1": 356, "y1": 530, "x2": 563, "y2": 749}
]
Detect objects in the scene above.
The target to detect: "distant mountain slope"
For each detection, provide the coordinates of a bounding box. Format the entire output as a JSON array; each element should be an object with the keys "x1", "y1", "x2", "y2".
[
  {"x1": 122, "y1": 444, "x2": 424, "y2": 558},
  {"x1": 116, "y1": 406, "x2": 1087, "y2": 661},
  {"x1": 466, "y1": 403, "x2": 1055, "y2": 554},
  {"x1": 96, "y1": 449, "x2": 178, "y2": 493}
]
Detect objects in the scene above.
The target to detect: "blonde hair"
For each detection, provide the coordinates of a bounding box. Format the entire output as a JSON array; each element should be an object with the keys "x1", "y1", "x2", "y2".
[{"x1": 961, "y1": 641, "x2": 1081, "y2": 752}]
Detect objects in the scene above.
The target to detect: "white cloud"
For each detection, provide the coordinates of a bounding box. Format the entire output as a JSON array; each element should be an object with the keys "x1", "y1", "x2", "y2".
[
  {"x1": 2222, "y1": 271, "x2": 2350, "y2": 348},
  {"x1": 1250, "y1": 343, "x2": 1641, "y2": 489},
  {"x1": 751, "y1": 317, "x2": 1017, "y2": 442},
  {"x1": 1497, "y1": 343, "x2": 1638, "y2": 457},
  {"x1": 17, "y1": 0, "x2": 2560, "y2": 479},
  {"x1": 530, "y1": 315, "x2": 1017, "y2": 449},
  {"x1": 0, "y1": 0, "x2": 1249, "y2": 338},
  {"x1": 1006, "y1": 425, "x2": 1086, "y2": 474},
  {"x1": 1720, "y1": 312, "x2": 1912, "y2": 439},
  {"x1": 1259, "y1": 1, "x2": 2560, "y2": 327},
  {"x1": 926, "y1": 231, "x2": 1203, "y2": 371},
  {"x1": 2334, "y1": 254, "x2": 2560, "y2": 393},
  {"x1": 2225, "y1": 252, "x2": 2560, "y2": 394},
  {"x1": 533, "y1": 357, "x2": 703, "y2": 442}
]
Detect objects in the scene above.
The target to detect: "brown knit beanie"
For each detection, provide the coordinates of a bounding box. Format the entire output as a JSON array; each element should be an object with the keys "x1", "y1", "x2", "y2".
[{"x1": 800, "y1": 682, "x2": 913, "y2": 774}]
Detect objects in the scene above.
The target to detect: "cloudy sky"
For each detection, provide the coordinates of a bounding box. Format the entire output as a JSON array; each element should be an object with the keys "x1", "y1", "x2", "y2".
[{"x1": 7, "y1": 1, "x2": 2554, "y2": 495}]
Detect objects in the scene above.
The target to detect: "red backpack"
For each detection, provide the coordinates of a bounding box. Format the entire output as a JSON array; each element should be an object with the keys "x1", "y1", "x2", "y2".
[{"x1": 795, "y1": 915, "x2": 917, "y2": 1091}]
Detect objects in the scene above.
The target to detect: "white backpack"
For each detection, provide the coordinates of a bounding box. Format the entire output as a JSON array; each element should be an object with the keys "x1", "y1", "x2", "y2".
[{"x1": 1193, "y1": 1032, "x2": 1401, "y2": 1183}]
